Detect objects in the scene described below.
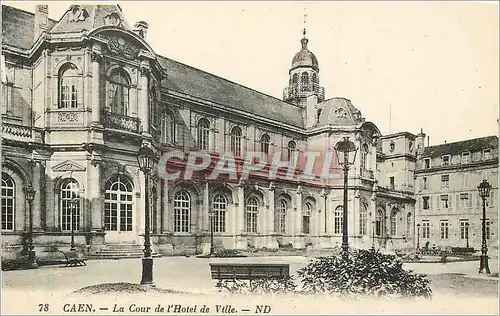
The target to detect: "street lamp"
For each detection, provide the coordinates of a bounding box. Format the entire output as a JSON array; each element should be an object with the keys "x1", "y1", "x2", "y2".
[
  {"x1": 23, "y1": 185, "x2": 38, "y2": 269},
  {"x1": 416, "y1": 223, "x2": 421, "y2": 250},
  {"x1": 69, "y1": 198, "x2": 79, "y2": 251},
  {"x1": 371, "y1": 220, "x2": 376, "y2": 250},
  {"x1": 477, "y1": 179, "x2": 491, "y2": 274},
  {"x1": 334, "y1": 137, "x2": 358, "y2": 255},
  {"x1": 465, "y1": 222, "x2": 470, "y2": 248},
  {"x1": 209, "y1": 208, "x2": 215, "y2": 257},
  {"x1": 137, "y1": 144, "x2": 156, "y2": 284}
]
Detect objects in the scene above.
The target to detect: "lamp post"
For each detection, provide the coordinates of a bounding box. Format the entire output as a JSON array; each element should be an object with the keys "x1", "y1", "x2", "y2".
[
  {"x1": 137, "y1": 144, "x2": 156, "y2": 284},
  {"x1": 334, "y1": 137, "x2": 358, "y2": 255},
  {"x1": 465, "y1": 222, "x2": 470, "y2": 248},
  {"x1": 416, "y1": 223, "x2": 420, "y2": 250},
  {"x1": 477, "y1": 179, "x2": 491, "y2": 274},
  {"x1": 23, "y1": 186, "x2": 38, "y2": 269},
  {"x1": 371, "y1": 220, "x2": 376, "y2": 250},
  {"x1": 209, "y1": 208, "x2": 215, "y2": 257},
  {"x1": 69, "y1": 198, "x2": 79, "y2": 251}
]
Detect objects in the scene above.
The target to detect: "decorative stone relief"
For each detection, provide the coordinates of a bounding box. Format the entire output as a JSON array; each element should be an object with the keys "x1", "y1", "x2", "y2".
[
  {"x1": 68, "y1": 5, "x2": 89, "y2": 22},
  {"x1": 104, "y1": 11, "x2": 123, "y2": 27},
  {"x1": 105, "y1": 36, "x2": 140, "y2": 60},
  {"x1": 57, "y1": 112, "x2": 79, "y2": 123},
  {"x1": 334, "y1": 107, "x2": 347, "y2": 119},
  {"x1": 52, "y1": 160, "x2": 86, "y2": 172}
]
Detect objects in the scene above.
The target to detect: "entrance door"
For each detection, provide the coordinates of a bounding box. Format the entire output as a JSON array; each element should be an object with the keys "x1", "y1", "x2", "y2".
[{"x1": 104, "y1": 176, "x2": 136, "y2": 243}]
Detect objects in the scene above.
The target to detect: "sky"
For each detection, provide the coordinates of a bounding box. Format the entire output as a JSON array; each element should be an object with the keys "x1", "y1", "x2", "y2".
[{"x1": 5, "y1": 1, "x2": 499, "y2": 145}]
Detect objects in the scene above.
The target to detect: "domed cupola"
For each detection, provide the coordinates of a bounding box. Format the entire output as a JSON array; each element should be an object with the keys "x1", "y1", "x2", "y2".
[
  {"x1": 283, "y1": 29, "x2": 324, "y2": 106},
  {"x1": 291, "y1": 31, "x2": 319, "y2": 72}
]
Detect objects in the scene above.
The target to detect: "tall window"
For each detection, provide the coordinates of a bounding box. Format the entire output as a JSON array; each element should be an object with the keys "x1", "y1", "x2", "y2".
[
  {"x1": 149, "y1": 88, "x2": 160, "y2": 128},
  {"x1": 260, "y1": 134, "x2": 270, "y2": 156},
  {"x1": 161, "y1": 111, "x2": 176, "y2": 144},
  {"x1": 212, "y1": 194, "x2": 227, "y2": 233},
  {"x1": 1, "y1": 174, "x2": 15, "y2": 231},
  {"x1": 441, "y1": 175, "x2": 449, "y2": 188},
  {"x1": 197, "y1": 118, "x2": 210, "y2": 151},
  {"x1": 442, "y1": 155, "x2": 450, "y2": 166},
  {"x1": 104, "y1": 176, "x2": 133, "y2": 232},
  {"x1": 292, "y1": 73, "x2": 298, "y2": 85},
  {"x1": 300, "y1": 72, "x2": 309, "y2": 91},
  {"x1": 422, "y1": 196, "x2": 430, "y2": 209},
  {"x1": 424, "y1": 158, "x2": 431, "y2": 169},
  {"x1": 245, "y1": 197, "x2": 258, "y2": 233},
  {"x1": 287, "y1": 141, "x2": 296, "y2": 163},
  {"x1": 360, "y1": 144, "x2": 369, "y2": 171},
  {"x1": 60, "y1": 179, "x2": 80, "y2": 231},
  {"x1": 59, "y1": 63, "x2": 79, "y2": 109},
  {"x1": 390, "y1": 209, "x2": 398, "y2": 236},
  {"x1": 275, "y1": 200, "x2": 287, "y2": 234},
  {"x1": 359, "y1": 203, "x2": 367, "y2": 235},
  {"x1": 303, "y1": 202, "x2": 312, "y2": 234},
  {"x1": 440, "y1": 220, "x2": 449, "y2": 239},
  {"x1": 108, "y1": 69, "x2": 130, "y2": 115},
  {"x1": 462, "y1": 152, "x2": 470, "y2": 164},
  {"x1": 422, "y1": 177, "x2": 428, "y2": 189},
  {"x1": 441, "y1": 195, "x2": 449, "y2": 208},
  {"x1": 230, "y1": 126, "x2": 242, "y2": 157},
  {"x1": 375, "y1": 210, "x2": 383, "y2": 236},
  {"x1": 174, "y1": 190, "x2": 191, "y2": 233},
  {"x1": 406, "y1": 213, "x2": 412, "y2": 237},
  {"x1": 422, "y1": 221, "x2": 430, "y2": 238},
  {"x1": 460, "y1": 220, "x2": 469, "y2": 240},
  {"x1": 334, "y1": 205, "x2": 343, "y2": 234}
]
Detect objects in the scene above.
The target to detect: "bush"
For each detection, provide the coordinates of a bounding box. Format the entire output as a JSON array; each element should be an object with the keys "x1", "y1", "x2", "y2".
[
  {"x1": 215, "y1": 277, "x2": 297, "y2": 295},
  {"x1": 297, "y1": 249, "x2": 432, "y2": 299},
  {"x1": 1, "y1": 255, "x2": 36, "y2": 271},
  {"x1": 213, "y1": 249, "x2": 246, "y2": 258}
]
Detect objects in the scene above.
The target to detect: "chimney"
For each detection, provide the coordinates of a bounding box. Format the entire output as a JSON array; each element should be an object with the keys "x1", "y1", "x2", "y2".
[
  {"x1": 34, "y1": 5, "x2": 49, "y2": 41},
  {"x1": 133, "y1": 21, "x2": 149, "y2": 40}
]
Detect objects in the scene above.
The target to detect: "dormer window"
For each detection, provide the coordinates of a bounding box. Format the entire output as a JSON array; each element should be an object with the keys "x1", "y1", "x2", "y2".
[
  {"x1": 483, "y1": 149, "x2": 492, "y2": 160},
  {"x1": 461, "y1": 152, "x2": 470, "y2": 164},
  {"x1": 424, "y1": 158, "x2": 431, "y2": 169},
  {"x1": 442, "y1": 155, "x2": 450, "y2": 167}
]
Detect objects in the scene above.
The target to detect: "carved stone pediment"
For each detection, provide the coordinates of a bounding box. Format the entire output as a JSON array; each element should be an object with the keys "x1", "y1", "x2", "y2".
[
  {"x1": 52, "y1": 160, "x2": 86, "y2": 172},
  {"x1": 105, "y1": 36, "x2": 140, "y2": 60}
]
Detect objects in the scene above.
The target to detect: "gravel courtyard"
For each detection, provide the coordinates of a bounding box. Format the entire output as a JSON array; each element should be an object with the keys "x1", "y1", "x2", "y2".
[{"x1": 2, "y1": 256, "x2": 498, "y2": 315}]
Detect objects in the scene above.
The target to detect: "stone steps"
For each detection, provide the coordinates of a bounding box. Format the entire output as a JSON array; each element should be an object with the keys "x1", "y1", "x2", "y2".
[{"x1": 89, "y1": 244, "x2": 161, "y2": 260}]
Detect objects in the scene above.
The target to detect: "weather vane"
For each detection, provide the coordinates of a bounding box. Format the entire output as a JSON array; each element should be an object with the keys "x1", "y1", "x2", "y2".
[{"x1": 303, "y1": 9, "x2": 308, "y2": 36}]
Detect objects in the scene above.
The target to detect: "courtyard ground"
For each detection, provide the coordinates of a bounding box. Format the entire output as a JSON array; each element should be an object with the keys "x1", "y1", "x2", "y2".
[{"x1": 2, "y1": 255, "x2": 498, "y2": 315}]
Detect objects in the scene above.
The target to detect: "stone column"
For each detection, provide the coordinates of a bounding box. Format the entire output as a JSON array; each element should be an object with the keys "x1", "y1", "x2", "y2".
[
  {"x1": 139, "y1": 65, "x2": 150, "y2": 134},
  {"x1": 90, "y1": 51, "x2": 102, "y2": 125},
  {"x1": 89, "y1": 159, "x2": 102, "y2": 232},
  {"x1": 235, "y1": 184, "x2": 245, "y2": 249},
  {"x1": 267, "y1": 183, "x2": 277, "y2": 248},
  {"x1": 161, "y1": 179, "x2": 169, "y2": 233},
  {"x1": 203, "y1": 181, "x2": 209, "y2": 232},
  {"x1": 295, "y1": 187, "x2": 304, "y2": 248},
  {"x1": 31, "y1": 161, "x2": 42, "y2": 230},
  {"x1": 370, "y1": 192, "x2": 377, "y2": 247}
]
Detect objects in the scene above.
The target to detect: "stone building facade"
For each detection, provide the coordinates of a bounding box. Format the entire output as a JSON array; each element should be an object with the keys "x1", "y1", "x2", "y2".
[{"x1": 0, "y1": 4, "x2": 494, "y2": 259}]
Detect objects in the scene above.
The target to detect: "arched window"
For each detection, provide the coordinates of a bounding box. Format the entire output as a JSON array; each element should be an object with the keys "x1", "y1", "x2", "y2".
[
  {"x1": 104, "y1": 176, "x2": 133, "y2": 232},
  {"x1": 108, "y1": 69, "x2": 130, "y2": 116},
  {"x1": 301, "y1": 72, "x2": 309, "y2": 91},
  {"x1": 212, "y1": 194, "x2": 227, "y2": 233},
  {"x1": 361, "y1": 144, "x2": 369, "y2": 171},
  {"x1": 174, "y1": 190, "x2": 191, "y2": 233},
  {"x1": 59, "y1": 63, "x2": 79, "y2": 109},
  {"x1": 312, "y1": 73, "x2": 318, "y2": 85},
  {"x1": 376, "y1": 210, "x2": 383, "y2": 237},
  {"x1": 245, "y1": 197, "x2": 258, "y2": 233},
  {"x1": 149, "y1": 88, "x2": 160, "y2": 128},
  {"x1": 260, "y1": 134, "x2": 270, "y2": 156},
  {"x1": 334, "y1": 205, "x2": 343, "y2": 234},
  {"x1": 161, "y1": 111, "x2": 176, "y2": 144},
  {"x1": 275, "y1": 200, "x2": 287, "y2": 234},
  {"x1": 303, "y1": 202, "x2": 312, "y2": 234},
  {"x1": 390, "y1": 208, "x2": 399, "y2": 236},
  {"x1": 197, "y1": 118, "x2": 210, "y2": 151},
  {"x1": 60, "y1": 179, "x2": 80, "y2": 232},
  {"x1": 1, "y1": 174, "x2": 15, "y2": 230},
  {"x1": 406, "y1": 212, "x2": 412, "y2": 237},
  {"x1": 359, "y1": 202, "x2": 368, "y2": 235},
  {"x1": 292, "y1": 73, "x2": 298, "y2": 85},
  {"x1": 287, "y1": 141, "x2": 296, "y2": 163},
  {"x1": 230, "y1": 126, "x2": 242, "y2": 157}
]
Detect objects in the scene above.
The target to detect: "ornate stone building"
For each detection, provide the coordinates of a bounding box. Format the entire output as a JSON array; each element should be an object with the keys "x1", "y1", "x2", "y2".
[{"x1": 1, "y1": 4, "x2": 493, "y2": 259}]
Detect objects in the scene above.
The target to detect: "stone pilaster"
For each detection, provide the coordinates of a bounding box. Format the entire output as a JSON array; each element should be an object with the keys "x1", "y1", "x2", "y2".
[
  {"x1": 139, "y1": 65, "x2": 150, "y2": 134},
  {"x1": 266, "y1": 182, "x2": 278, "y2": 248},
  {"x1": 90, "y1": 51, "x2": 102, "y2": 126},
  {"x1": 89, "y1": 156, "x2": 102, "y2": 232}
]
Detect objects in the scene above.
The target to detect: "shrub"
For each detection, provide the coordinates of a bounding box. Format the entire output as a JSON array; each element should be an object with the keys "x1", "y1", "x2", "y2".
[
  {"x1": 215, "y1": 277, "x2": 297, "y2": 295},
  {"x1": 297, "y1": 249, "x2": 432, "y2": 299},
  {"x1": 213, "y1": 249, "x2": 246, "y2": 258}
]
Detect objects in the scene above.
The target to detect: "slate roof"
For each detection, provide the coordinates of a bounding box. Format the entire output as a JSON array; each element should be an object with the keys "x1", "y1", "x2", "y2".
[
  {"x1": 422, "y1": 136, "x2": 498, "y2": 158},
  {"x1": 316, "y1": 97, "x2": 365, "y2": 127},
  {"x1": 1, "y1": 4, "x2": 304, "y2": 128},
  {"x1": 1, "y1": 5, "x2": 56, "y2": 50}
]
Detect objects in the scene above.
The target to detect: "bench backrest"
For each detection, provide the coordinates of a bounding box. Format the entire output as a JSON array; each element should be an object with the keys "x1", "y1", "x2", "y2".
[{"x1": 209, "y1": 263, "x2": 290, "y2": 280}]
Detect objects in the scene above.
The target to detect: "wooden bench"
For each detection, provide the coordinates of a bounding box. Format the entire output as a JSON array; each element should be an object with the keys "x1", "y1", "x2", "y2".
[
  {"x1": 451, "y1": 247, "x2": 474, "y2": 256},
  {"x1": 58, "y1": 250, "x2": 87, "y2": 267},
  {"x1": 209, "y1": 263, "x2": 289, "y2": 281}
]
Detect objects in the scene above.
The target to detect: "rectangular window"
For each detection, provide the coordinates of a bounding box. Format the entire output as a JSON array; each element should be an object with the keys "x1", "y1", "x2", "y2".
[
  {"x1": 462, "y1": 152, "x2": 470, "y2": 164},
  {"x1": 422, "y1": 196, "x2": 430, "y2": 210},
  {"x1": 440, "y1": 221, "x2": 449, "y2": 239},
  {"x1": 483, "y1": 149, "x2": 492, "y2": 160},
  {"x1": 459, "y1": 220, "x2": 469, "y2": 240},
  {"x1": 390, "y1": 177, "x2": 395, "y2": 190},
  {"x1": 424, "y1": 158, "x2": 431, "y2": 169},
  {"x1": 441, "y1": 175, "x2": 449, "y2": 188},
  {"x1": 462, "y1": 173, "x2": 469, "y2": 187},
  {"x1": 441, "y1": 195, "x2": 449, "y2": 209},
  {"x1": 442, "y1": 155, "x2": 450, "y2": 166},
  {"x1": 302, "y1": 215, "x2": 310, "y2": 234},
  {"x1": 422, "y1": 177, "x2": 427, "y2": 189},
  {"x1": 422, "y1": 221, "x2": 430, "y2": 239}
]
